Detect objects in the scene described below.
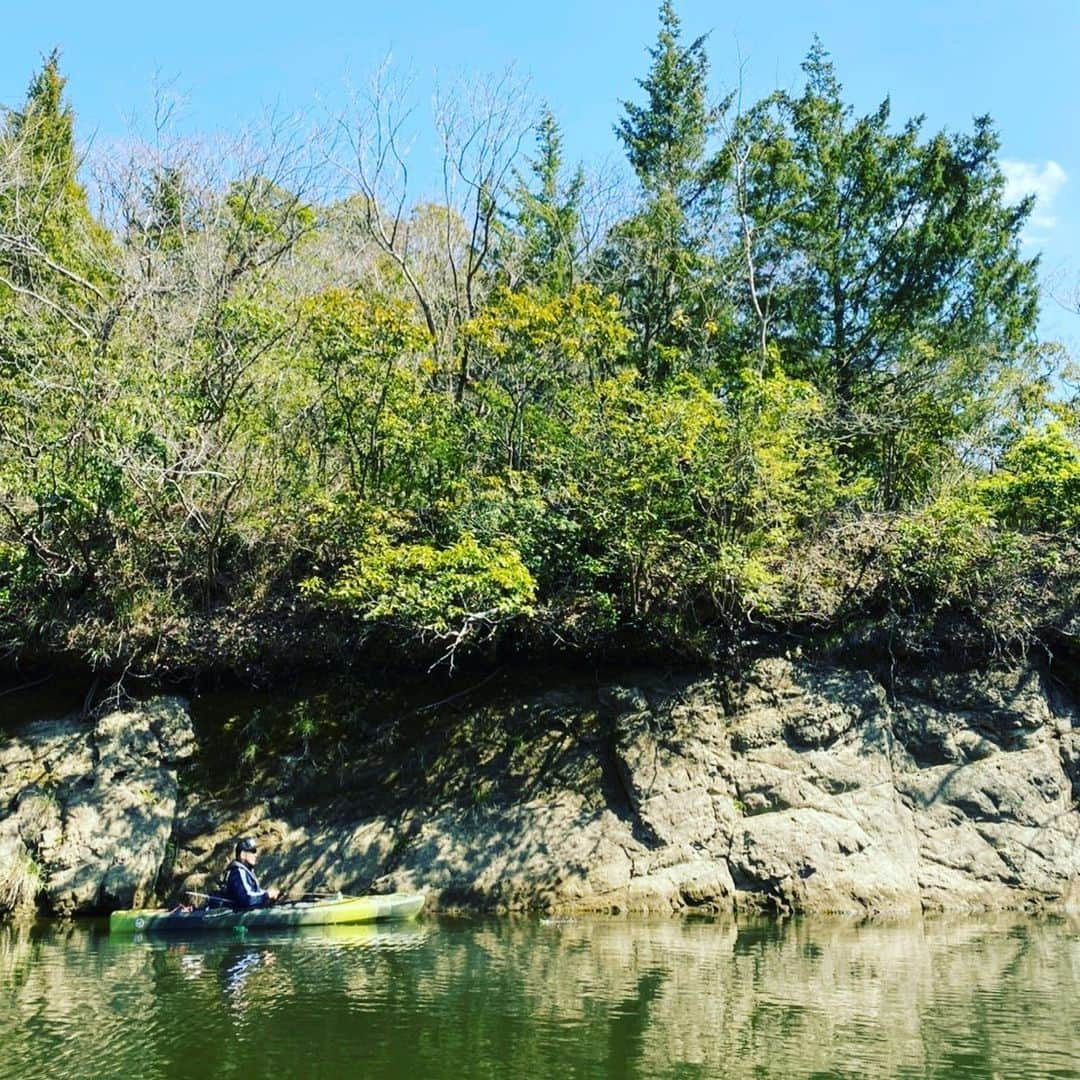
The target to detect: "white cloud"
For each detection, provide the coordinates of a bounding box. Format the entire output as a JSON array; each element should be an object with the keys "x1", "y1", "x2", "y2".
[{"x1": 1000, "y1": 159, "x2": 1067, "y2": 224}]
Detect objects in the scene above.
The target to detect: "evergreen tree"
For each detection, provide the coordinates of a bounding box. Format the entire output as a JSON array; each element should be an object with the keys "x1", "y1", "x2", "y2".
[
  {"x1": 603, "y1": 0, "x2": 725, "y2": 383},
  {"x1": 726, "y1": 40, "x2": 1038, "y2": 404},
  {"x1": 722, "y1": 40, "x2": 1040, "y2": 504},
  {"x1": 508, "y1": 109, "x2": 584, "y2": 295},
  {"x1": 616, "y1": 0, "x2": 711, "y2": 203},
  {"x1": 0, "y1": 51, "x2": 113, "y2": 344},
  {"x1": 136, "y1": 166, "x2": 197, "y2": 254}
]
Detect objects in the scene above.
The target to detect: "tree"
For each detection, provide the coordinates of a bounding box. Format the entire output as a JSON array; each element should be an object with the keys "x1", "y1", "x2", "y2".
[
  {"x1": 505, "y1": 109, "x2": 584, "y2": 295},
  {"x1": 0, "y1": 52, "x2": 114, "y2": 348},
  {"x1": 721, "y1": 40, "x2": 1040, "y2": 504},
  {"x1": 303, "y1": 288, "x2": 432, "y2": 495},
  {"x1": 338, "y1": 64, "x2": 533, "y2": 400},
  {"x1": 982, "y1": 423, "x2": 1080, "y2": 533},
  {"x1": 616, "y1": 0, "x2": 712, "y2": 201},
  {"x1": 462, "y1": 283, "x2": 630, "y2": 468},
  {"x1": 602, "y1": 1, "x2": 725, "y2": 383},
  {"x1": 0, "y1": 54, "x2": 124, "y2": 650},
  {"x1": 726, "y1": 43, "x2": 1039, "y2": 405}
]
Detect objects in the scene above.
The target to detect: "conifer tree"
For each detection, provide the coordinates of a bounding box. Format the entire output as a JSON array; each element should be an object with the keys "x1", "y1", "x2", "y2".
[
  {"x1": 602, "y1": 0, "x2": 725, "y2": 383},
  {"x1": 726, "y1": 40, "x2": 1038, "y2": 406},
  {"x1": 0, "y1": 51, "x2": 113, "y2": 344},
  {"x1": 509, "y1": 109, "x2": 584, "y2": 295},
  {"x1": 615, "y1": 0, "x2": 711, "y2": 204},
  {"x1": 722, "y1": 40, "x2": 1040, "y2": 504}
]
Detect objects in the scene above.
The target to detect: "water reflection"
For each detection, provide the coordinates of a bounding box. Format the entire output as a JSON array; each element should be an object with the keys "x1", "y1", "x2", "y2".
[{"x1": 1, "y1": 915, "x2": 1078, "y2": 1078}]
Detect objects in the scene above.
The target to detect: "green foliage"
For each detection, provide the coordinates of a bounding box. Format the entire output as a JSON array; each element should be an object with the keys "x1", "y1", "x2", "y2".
[
  {"x1": 463, "y1": 284, "x2": 631, "y2": 468},
  {"x1": 721, "y1": 40, "x2": 1039, "y2": 508},
  {"x1": 725, "y1": 40, "x2": 1038, "y2": 393},
  {"x1": 0, "y1": 52, "x2": 114, "y2": 361},
  {"x1": 0, "y1": 541, "x2": 30, "y2": 610},
  {"x1": 135, "y1": 166, "x2": 197, "y2": 253},
  {"x1": 0, "y1": 33, "x2": 1072, "y2": 678},
  {"x1": 1, "y1": 52, "x2": 113, "y2": 280},
  {"x1": 225, "y1": 176, "x2": 316, "y2": 244},
  {"x1": 981, "y1": 424, "x2": 1080, "y2": 533},
  {"x1": 596, "y1": 193, "x2": 727, "y2": 383},
  {"x1": 507, "y1": 110, "x2": 584, "y2": 294},
  {"x1": 867, "y1": 488, "x2": 1073, "y2": 660},
  {"x1": 529, "y1": 367, "x2": 848, "y2": 643},
  {"x1": 303, "y1": 288, "x2": 455, "y2": 497},
  {"x1": 890, "y1": 495, "x2": 999, "y2": 604},
  {"x1": 306, "y1": 289, "x2": 438, "y2": 363},
  {"x1": 605, "y1": 2, "x2": 727, "y2": 382},
  {"x1": 616, "y1": 0, "x2": 713, "y2": 198},
  {"x1": 302, "y1": 530, "x2": 536, "y2": 639}
]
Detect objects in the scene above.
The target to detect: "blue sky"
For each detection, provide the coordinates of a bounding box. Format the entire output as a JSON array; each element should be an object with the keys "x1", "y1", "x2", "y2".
[{"x1": 2, "y1": 0, "x2": 1077, "y2": 347}]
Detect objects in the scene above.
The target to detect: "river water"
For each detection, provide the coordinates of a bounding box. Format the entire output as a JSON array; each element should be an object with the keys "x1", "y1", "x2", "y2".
[{"x1": 1, "y1": 914, "x2": 1077, "y2": 1079}]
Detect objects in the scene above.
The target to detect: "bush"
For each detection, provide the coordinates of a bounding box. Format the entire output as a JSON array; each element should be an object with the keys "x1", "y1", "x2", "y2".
[
  {"x1": 981, "y1": 423, "x2": 1080, "y2": 533},
  {"x1": 890, "y1": 495, "x2": 999, "y2": 603},
  {"x1": 301, "y1": 530, "x2": 536, "y2": 654},
  {"x1": 875, "y1": 491, "x2": 1065, "y2": 657},
  {"x1": 519, "y1": 366, "x2": 850, "y2": 644}
]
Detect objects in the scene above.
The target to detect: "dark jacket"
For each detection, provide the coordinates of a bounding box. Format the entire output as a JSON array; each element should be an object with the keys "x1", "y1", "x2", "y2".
[{"x1": 222, "y1": 859, "x2": 271, "y2": 909}]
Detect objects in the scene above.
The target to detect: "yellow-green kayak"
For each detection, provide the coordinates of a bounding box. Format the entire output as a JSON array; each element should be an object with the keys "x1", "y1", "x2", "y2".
[{"x1": 109, "y1": 892, "x2": 425, "y2": 934}]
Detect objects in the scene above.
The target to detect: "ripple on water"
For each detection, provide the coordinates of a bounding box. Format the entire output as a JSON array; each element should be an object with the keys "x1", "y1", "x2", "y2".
[{"x1": 2, "y1": 915, "x2": 1079, "y2": 1079}]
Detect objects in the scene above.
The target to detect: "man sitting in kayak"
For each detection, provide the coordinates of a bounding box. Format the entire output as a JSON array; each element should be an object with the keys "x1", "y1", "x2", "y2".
[{"x1": 221, "y1": 837, "x2": 280, "y2": 908}]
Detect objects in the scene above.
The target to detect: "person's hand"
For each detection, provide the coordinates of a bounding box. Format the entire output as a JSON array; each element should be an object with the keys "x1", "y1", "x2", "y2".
[{"x1": 267, "y1": 887, "x2": 280, "y2": 902}]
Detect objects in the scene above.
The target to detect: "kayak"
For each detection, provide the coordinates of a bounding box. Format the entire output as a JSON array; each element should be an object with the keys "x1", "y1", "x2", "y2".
[{"x1": 109, "y1": 892, "x2": 425, "y2": 934}]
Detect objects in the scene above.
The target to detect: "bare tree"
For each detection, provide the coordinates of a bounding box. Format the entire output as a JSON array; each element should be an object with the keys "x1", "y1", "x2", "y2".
[{"x1": 333, "y1": 60, "x2": 534, "y2": 398}]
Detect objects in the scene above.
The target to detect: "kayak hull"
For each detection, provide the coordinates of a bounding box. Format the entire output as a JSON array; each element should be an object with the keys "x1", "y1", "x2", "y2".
[{"x1": 109, "y1": 892, "x2": 425, "y2": 934}]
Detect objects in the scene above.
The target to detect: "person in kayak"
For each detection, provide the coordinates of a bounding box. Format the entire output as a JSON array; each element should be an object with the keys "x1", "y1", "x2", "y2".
[{"x1": 221, "y1": 837, "x2": 280, "y2": 908}]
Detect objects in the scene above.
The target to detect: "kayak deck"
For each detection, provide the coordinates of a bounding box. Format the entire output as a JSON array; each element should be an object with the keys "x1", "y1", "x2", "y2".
[{"x1": 110, "y1": 892, "x2": 425, "y2": 934}]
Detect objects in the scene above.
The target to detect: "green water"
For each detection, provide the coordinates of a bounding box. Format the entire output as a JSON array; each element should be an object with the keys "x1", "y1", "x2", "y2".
[{"x1": 1, "y1": 915, "x2": 1078, "y2": 1079}]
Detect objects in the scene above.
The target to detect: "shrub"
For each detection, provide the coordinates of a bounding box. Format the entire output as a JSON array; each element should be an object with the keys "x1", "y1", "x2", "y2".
[
  {"x1": 981, "y1": 423, "x2": 1080, "y2": 533},
  {"x1": 301, "y1": 531, "x2": 536, "y2": 657}
]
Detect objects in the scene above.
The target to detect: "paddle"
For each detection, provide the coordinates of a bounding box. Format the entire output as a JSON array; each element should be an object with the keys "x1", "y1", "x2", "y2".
[
  {"x1": 186, "y1": 884, "x2": 348, "y2": 910},
  {"x1": 274, "y1": 890, "x2": 348, "y2": 906}
]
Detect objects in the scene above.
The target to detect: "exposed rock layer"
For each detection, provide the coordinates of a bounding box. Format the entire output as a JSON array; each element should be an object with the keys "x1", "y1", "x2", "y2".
[
  {"x1": 0, "y1": 698, "x2": 194, "y2": 914},
  {"x1": 2, "y1": 661, "x2": 1078, "y2": 916}
]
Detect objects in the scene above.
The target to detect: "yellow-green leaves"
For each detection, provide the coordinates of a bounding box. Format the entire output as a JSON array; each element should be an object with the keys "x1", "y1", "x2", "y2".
[
  {"x1": 305, "y1": 290, "x2": 430, "y2": 362},
  {"x1": 535, "y1": 367, "x2": 847, "y2": 636},
  {"x1": 891, "y1": 495, "x2": 998, "y2": 602},
  {"x1": 302, "y1": 531, "x2": 535, "y2": 638},
  {"x1": 463, "y1": 284, "x2": 630, "y2": 385},
  {"x1": 981, "y1": 424, "x2": 1080, "y2": 534},
  {"x1": 303, "y1": 289, "x2": 434, "y2": 495}
]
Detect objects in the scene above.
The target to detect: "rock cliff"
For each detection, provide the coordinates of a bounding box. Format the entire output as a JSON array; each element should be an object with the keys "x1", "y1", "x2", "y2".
[
  {"x1": 2, "y1": 660, "x2": 1078, "y2": 916},
  {"x1": 0, "y1": 698, "x2": 194, "y2": 914}
]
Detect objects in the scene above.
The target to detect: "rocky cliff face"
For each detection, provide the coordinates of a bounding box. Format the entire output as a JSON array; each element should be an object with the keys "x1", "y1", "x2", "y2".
[
  {"x1": 2, "y1": 661, "x2": 1078, "y2": 917},
  {"x1": 0, "y1": 698, "x2": 194, "y2": 914}
]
